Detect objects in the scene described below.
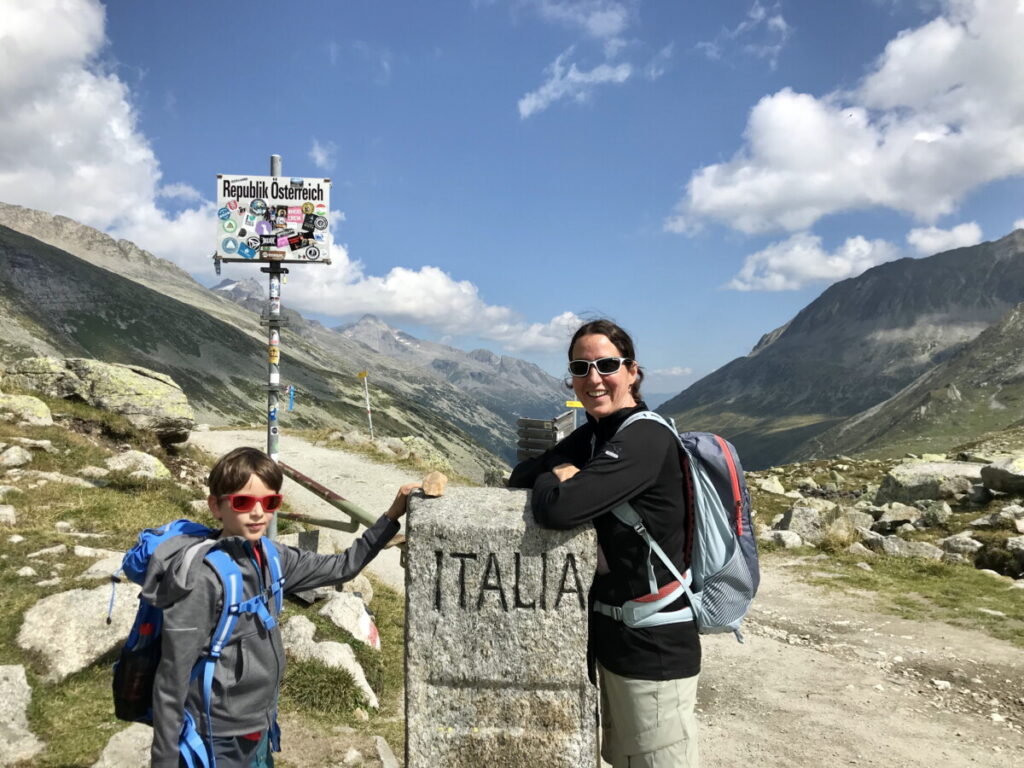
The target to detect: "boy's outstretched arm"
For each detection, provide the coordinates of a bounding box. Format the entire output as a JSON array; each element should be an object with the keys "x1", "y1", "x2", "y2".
[{"x1": 282, "y1": 482, "x2": 421, "y2": 593}]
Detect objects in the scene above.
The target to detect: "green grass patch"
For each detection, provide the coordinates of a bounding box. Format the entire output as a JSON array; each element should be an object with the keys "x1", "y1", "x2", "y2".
[
  {"x1": 276, "y1": 574, "x2": 406, "y2": 750},
  {"x1": 797, "y1": 553, "x2": 1024, "y2": 647}
]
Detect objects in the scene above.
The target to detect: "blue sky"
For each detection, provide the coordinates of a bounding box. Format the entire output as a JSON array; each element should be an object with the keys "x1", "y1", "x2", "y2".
[{"x1": 2, "y1": 0, "x2": 1023, "y2": 397}]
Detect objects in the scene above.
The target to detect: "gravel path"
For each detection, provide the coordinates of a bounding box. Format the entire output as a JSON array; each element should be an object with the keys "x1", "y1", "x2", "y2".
[{"x1": 189, "y1": 429, "x2": 422, "y2": 593}]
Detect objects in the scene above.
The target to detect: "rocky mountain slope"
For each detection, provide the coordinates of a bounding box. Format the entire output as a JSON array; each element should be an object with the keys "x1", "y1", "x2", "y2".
[
  {"x1": 336, "y1": 314, "x2": 567, "y2": 425},
  {"x1": 803, "y1": 303, "x2": 1024, "y2": 461},
  {"x1": 0, "y1": 212, "x2": 509, "y2": 481},
  {"x1": 660, "y1": 229, "x2": 1024, "y2": 468}
]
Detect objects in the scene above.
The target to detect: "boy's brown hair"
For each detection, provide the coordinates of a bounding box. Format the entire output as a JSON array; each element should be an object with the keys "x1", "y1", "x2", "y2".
[{"x1": 207, "y1": 447, "x2": 283, "y2": 496}]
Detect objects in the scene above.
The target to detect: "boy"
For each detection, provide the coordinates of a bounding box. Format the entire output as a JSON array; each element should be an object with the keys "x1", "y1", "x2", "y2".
[{"x1": 142, "y1": 446, "x2": 417, "y2": 767}]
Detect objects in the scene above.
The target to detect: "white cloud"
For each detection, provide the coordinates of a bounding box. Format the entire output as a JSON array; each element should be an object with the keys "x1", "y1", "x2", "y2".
[
  {"x1": 0, "y1": 0, "x2": 212, "y2": 274},
  {"x1": 670, "y1": 0, "x2": 1024, "y2": 235},
  {"x1": 651, "y1": 366, "x2": 693, "y2": 377},
  {"x1": 696, "y1": 1, "x2": 791, "y2": 69},
  {"x1": 518, "y1": 48, "x2": 631, "y2": 118},
  {"x1": 728, "y1": 232, "x2": 902, "y2": 291},
  {"x1": 253, "y1": 244, "x2": 582, "y2": 352},
  {"x1": 158, "y1": 183, "x2": 202, "y2": 202},
  {"x1": 531, "y1": 0, "x2": 632, "y2": 40},
  {"x1": 308, "y1": 139, "x2": 337, "y2": 171},
  {"x1": 644, "y1": 44, "x2": 673, "y2": 81},
  {"x1": 1014, "y1": 218, "x2": 1024, "y2": 230},
  {"x1": 906, "y1": 222, "x2": 982, "y2": 254}
]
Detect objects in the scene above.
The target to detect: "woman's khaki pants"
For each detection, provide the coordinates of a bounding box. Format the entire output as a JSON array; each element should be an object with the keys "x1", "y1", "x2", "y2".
[{"x1": 598, "y1": 663, "x2": 700, "y2": 767}]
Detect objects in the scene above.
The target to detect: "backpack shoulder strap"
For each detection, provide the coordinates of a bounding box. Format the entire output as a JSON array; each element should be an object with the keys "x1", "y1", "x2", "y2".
[
  {"x1": 260, "y1": 537, "x2": 286, "y2": 614},
  {"x1": 615, "y1": 409, "x2": 680, "y2": 440},
  {"x1": 191, "y1": 548, "x2": 245, "y2": 759}
]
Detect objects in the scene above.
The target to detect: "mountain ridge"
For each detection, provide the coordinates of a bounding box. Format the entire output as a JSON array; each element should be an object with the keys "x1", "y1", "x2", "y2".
[{"x1": 660, "y1": 229, "x2": 1024, "y2": 468}]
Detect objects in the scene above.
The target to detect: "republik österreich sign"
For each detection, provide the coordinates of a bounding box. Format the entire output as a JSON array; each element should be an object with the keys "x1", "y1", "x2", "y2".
[{"x1": 216, "y1": 174, "x2": 331, "y2": 262}]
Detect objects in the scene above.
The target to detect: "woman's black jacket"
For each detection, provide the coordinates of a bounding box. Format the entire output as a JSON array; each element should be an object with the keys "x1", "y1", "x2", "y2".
[{"x1": 509, "y1": 402, "x2": 700, "y2": 681}]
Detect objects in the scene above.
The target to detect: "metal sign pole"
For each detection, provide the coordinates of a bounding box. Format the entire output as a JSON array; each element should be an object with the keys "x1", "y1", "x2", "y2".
[
  {"x1": 359, "y1": 371, "x2": 375, "y2": 439},
  {"x1": 265, "y1": 154, "x2": 283, "y2": 539}
]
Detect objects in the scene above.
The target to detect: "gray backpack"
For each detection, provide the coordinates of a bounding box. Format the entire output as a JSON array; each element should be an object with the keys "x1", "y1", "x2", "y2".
[{"x1": 592, "y1": 411, "x2": 760, "y2": 642}]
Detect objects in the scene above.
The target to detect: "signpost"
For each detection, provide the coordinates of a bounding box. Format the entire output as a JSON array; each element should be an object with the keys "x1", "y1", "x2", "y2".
[
  {"x1": 213, "y1": 155, "x2": 331, "y2": 538},
  {"x1": 515, "y1": 410, "x2": 576, "y2": 462},
  {"x1": 357, "y1": 370, "x2": 374, "y2": 439}
]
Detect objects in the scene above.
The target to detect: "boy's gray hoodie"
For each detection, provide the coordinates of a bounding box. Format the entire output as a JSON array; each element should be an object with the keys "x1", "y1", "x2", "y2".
[{"x1": 140, "y1": 514, "x2": 399, "y2": 768}]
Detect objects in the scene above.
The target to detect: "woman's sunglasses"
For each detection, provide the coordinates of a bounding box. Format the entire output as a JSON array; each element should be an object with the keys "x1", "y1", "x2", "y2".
[
  {"x1": 567, "y1": 357, "x2": 632, "y2": 377},
  {"x1": 219, "y1": 494, "x2": 284, "y2": 513}
]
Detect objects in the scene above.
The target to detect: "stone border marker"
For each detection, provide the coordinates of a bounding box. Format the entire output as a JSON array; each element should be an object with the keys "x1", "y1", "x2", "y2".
[{"x1": 405, "y1": 487, "x2": 598, "y2": 767}]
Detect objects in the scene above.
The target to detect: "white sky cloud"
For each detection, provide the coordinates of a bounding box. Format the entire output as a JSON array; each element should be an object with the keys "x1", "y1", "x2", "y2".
[
  {"x1": 906, "y1": 222, "x2": 982, "y2": 254},
  {"x1": 518, "y1": 48, "x2": 631, "y2": 118},
  {"x1": 651, "y1": 366, "x2": 693, "y2": 377},
  {"x1": 644, "y1": 44, "x2": 673, "y2": 80},
  {"x1": 158, "y1": 183, "x2": 202, "y2": 202},
  {"x1": 1013, "y1": 217, "x2": 1024, "y2": 230},
  {"x1": 308, "y1": 139, "x2": 337, "y2": 171},
  {"x1": 669, "y1": 0, "x2": 1024, "y2": 235},
  {"x1": 0, "y1": 0, "x2": 576, "y2": 354},
  {"x1": 250, "y1": 244, "x2": 582, "y2": 351},
  {"x1": 728, "y1": 232, "x2": 903, "y2": 291},
  {"x1": 0, "y1": 0, "x2": 211, "y2": 274},
  {"x1": 696, "y1": 1, "x2": 791, "y2": 69},
  {"x1": 530, "y1": 0, "x2": 632, "y2": 40}
]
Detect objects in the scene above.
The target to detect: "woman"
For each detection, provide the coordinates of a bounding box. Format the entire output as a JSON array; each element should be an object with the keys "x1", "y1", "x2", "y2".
[{"x1": 509, "y1": 318, "x2": 699, "y2": 768}]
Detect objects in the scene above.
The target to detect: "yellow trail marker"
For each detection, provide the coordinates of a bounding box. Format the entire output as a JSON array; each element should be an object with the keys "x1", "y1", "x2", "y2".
[
  {"x1": 565, "y1": 400, "x2": 583, "y2": 408},
  {"x1": 357, "y1": 370, "x2": 369, "y2": 379}
]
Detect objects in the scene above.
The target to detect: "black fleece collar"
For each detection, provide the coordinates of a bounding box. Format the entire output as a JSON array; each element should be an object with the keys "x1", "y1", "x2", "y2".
[{"x1": 586, "y1": 401, "x2": 650, "y2": 443}]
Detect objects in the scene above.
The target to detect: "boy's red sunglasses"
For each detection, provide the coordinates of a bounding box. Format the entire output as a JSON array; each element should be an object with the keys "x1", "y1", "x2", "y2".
[{"x1": 219, "y1": 493, "x2": 283, "y2": 513}]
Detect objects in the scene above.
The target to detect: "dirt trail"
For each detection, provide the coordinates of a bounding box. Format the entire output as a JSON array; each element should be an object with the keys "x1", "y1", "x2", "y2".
[
  {"x1": 189, "y1": 431, "x2": 1024, "y2": 766},
  {"x1": 700, "y1": 560, "x2": 1024, "y2": 767}
]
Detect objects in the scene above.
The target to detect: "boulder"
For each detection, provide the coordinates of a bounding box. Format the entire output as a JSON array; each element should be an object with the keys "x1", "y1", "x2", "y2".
[
  {"x1": 863, "y1": 535, "x2": 942, "y2": 559},
  {"x1": 1007, "y1": 536, "x2": 1024, "y2": 572},
  {"x1": 4, "y1": 357, "x2": 194, "y2": 444},
  {"x1": 341, "y1": 573, "x2": 374, "y2": 607},
  {"x1": 105, "y1": 450, "x2": 171, "y2": 480},
  {"x1": 968, "y1": 508, "x2": 1020, "y2": 530},
  {"x1": 0, "y1": 505, "x2": 15, "y2": 525},
  {"x1": 871, "y1": 503, "x2": 921, "y2": 534},
  {"x1": 875, "y1": 461, "x2": 982, "y2": 504},
  {"x1": 90, "y1": 724, "x2": 151, "y2": 768},
  {"x1": 980, "y1": 455, "x2": 1024, "y2": 495},
  {"x1": 774, "y1": 505, "x2": 824, "y2": 545},
  {"x1": 757, "y1": 476, "x2": 786, "y2": 495},
  {"x1": 938, "y1": 532, "x2": 983, "y2": 555},
  {"x1": 280, "y1": 616, "x2": 378, "y2": 708},
  {"x1": 319, "y1": 592, "x2": 381, "y2": 650},
  {"x1": 770, "y1": 530, "x2": 803, "y2": 549},
  {"x1": 0, "y1": 446, "x2": 33, "y2": 468},
  {"x1": 0, "y1": 393, "x2": 52, "y2": 426},
  {"x1": 9, "y1": 469, "x2": 97, "y2": 489},
  {"x1": 918, "y1": 500, "x2": 953, "y2": 528},
  {"x1": 17, "y1": 583, "x2": 137, "y2": 681},
  {"x1": 845, "y1": 542, "x2": 876, "y2": 558},
  {"x1": 842, "y1": 509, "x2": 876, "y2": 529},
  {"x1": 0, "y1": 666, "x2": 44, "y2": 766}
]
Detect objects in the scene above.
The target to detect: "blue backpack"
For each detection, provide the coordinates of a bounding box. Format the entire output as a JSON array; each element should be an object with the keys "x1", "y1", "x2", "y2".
[
  {"x1": 592, "y1": 412, "x2": 760, "y2": 641},
  {"x1": 110, "y1": 519, "x2": 286, "y2": 768}
]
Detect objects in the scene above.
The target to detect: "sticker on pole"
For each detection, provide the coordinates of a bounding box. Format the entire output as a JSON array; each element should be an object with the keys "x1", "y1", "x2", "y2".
[{"x1": 216, "y1": 174, "x2": 331, "y2": 262}]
